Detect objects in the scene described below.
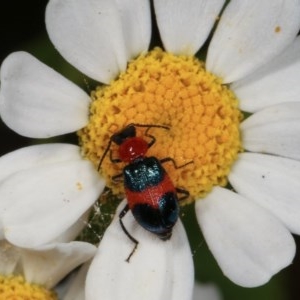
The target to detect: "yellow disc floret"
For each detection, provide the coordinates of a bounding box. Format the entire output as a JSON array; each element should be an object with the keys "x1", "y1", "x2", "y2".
[
  {"x1": 78, "y1": 48, "x2": 242, "y2": 204},
  {"x1": 0, "y1": 275, "x2": 57, "y2": 300}
]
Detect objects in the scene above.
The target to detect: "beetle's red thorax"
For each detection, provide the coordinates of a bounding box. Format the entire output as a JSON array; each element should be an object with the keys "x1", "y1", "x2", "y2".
[{"x1": 118, "y1": 137, "x2": 149, "y2": 163}]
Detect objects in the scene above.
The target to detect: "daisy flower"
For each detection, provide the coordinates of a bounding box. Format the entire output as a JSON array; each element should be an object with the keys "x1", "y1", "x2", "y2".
[
  {"x1": 0, "y1": 239, "x2": 96, "y2": 300},
  {"x1": 0, "y1": 0, "x2": 300, "y2": 298}
]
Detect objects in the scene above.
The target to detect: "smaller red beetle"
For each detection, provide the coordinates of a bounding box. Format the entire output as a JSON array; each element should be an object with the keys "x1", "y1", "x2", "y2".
[{"x1": 98, "y1": 123, "x2": 192, "y2": 261}]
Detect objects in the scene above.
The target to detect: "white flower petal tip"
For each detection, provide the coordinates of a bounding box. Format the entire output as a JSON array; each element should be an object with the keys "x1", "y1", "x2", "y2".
[
  {"x1": 62, "y1": 262, "x2": 90, "y2": 300},
  {"x1": 206, "y1": 0, "x2": 300, "y2": 83},
  {"x1": 232, "y1": 36, "x2": 300, "y2": 112},
  {"x1": 229, "y1": 153, "x2": 300, "y2": 235},
  {"x1": 55, "y1": 209, "x2": 91, "y2": 243},
  {"x1": 0, "y1": 52, "x2": 90, "y2": 138},
  {"x1": 0, "y1": 159, "x2": 105, "y2": 247},
  {"x1": 195, "y1": 187, "x2": 295, "y2": 287},
  {"x1": 86, "y1": 200, "x2": 194, "y2": 300},
  {"x1": 154, "y1": 0, "x2": 225, "y2": 55},
  {"x1": 241, "y1": 103, "x2": 300, "y2": 161},
  {"x1": 0, "y1": 143, "x2": 82, "y2": 183},
  {"x1": 0, "y1": 143, "x2": 85, "y2": 240},
  {"x1": 21, "y1": 241, "x2": 96, "y2": 289},
  {"x1": 46, "y1": 0, "x2": 151, "y2": 84},
  {"x1": 193, "y1": 281, "x2": 222, "y2": 300}
]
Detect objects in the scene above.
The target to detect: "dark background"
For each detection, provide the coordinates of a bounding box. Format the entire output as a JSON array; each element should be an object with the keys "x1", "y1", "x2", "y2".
[
  {"x1": 0, "y1": 2, "x2": 49, "y2": 155},
  {"x1": 1, "y1": 2, "x2": 300, "y2": 299}
]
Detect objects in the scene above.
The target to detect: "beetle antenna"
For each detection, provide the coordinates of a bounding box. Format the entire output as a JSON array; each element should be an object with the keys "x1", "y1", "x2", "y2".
[
  {"x1": 98, "y1": 140, "x2": 113, "y2": 171},
  {"x1": 128, "y1": 123, "x2": 170, "y2": 131}
]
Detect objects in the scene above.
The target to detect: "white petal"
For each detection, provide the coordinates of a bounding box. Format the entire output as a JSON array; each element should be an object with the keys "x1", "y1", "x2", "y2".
[
  {"x1": 195, "y1": 186, "x2": 295, "y2": 287},
  {"x1": 193, "y1": 282, "x2": 222, "y2": 300},
  {"x1": 46, "y1": 0, "x2": 149, "y2": 84},
  {"x1": 0, "y1": 52, "x2": 90, "y2": 138},
  {"x1": 0, "y1": 143, "x2": 82, "y2": 182},
  {"x1": 232, "y1": 36, "x2": 300, "y2": 112},
  {"x1": 21, "y1": 241, "x2": 96, "y2": 288},
  {"x1": 0, "y1": 160, "x2": 105, "y2": 247},
  {"x1": 54, "y1": 210, "x2": 90, "y2": 243},
  {"x1": 170, "y1": 222, "x2": 194, "y2": 300},
  {"x1": 0, "y1": 240, "x2": 20, "y2": 275},
  {"x1": 0, "y1": 144, "x2": 84, "y2": 239},
  {"x1": 229, "y1": 153, "x2": 300, "y2": 234},
  {"x1": 206, "y1": 0, "x2": 300, "y2": 83},
  {"x1": 86, "y1": 200, "x2": 194, "y2": 300},
  {"x1": 241, "y1": 103, "x2": 300, "y2": 161},
  {"x1": 154, "y1": 0, "x2": 225, "y2": 55},
  {"x1": 63, "y1": 263, "x2": 90, "y2": 300},
  {"x1": 115, "y1": 0, "x2": 151, "y2": 58}
]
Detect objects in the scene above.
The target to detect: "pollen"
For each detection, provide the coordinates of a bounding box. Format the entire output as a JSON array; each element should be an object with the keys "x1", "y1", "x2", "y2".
[
  {"x1": 0, "y1": 275, "x2": 57, "y2": 300},
  {"x1": 76, "y1": 181, "x2": 83, "y2": 190},
  {"x1": 78, "y1": 48, "x2": 243, "y2": 204},
  {"x1": 275, "y1": 25, "x2": 281, "y2": 33}
]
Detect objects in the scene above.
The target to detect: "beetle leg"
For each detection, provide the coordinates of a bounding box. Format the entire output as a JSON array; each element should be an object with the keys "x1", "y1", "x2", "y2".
[
  {"x1": 119, "y1": 204, "x2": 139, "y2": 262},
  {"x1": 112, "y1": 173, "x2": 124, "y2": 183},
  {"x1": 175, "y1": 187, "x2": 190, "y2": 202}
]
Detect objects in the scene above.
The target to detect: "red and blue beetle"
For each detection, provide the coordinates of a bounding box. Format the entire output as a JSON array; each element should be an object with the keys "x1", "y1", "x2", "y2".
[{"x1": 98, "y1": 124, "x2": 191, "y2": 261}]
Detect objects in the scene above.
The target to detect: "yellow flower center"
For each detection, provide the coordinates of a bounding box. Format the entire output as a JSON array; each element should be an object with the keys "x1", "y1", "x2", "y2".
[
  {"x1": 0, "y1": 275, "x2": 57, "y2": 300},
  {"x1": 78, "y1": 48, "x2": 242, "y2": 204}
]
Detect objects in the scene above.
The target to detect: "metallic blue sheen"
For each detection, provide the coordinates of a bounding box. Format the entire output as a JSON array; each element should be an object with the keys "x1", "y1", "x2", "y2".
[{"x1": 123, "y1": 156, "x2": 165, "y2": 192}]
